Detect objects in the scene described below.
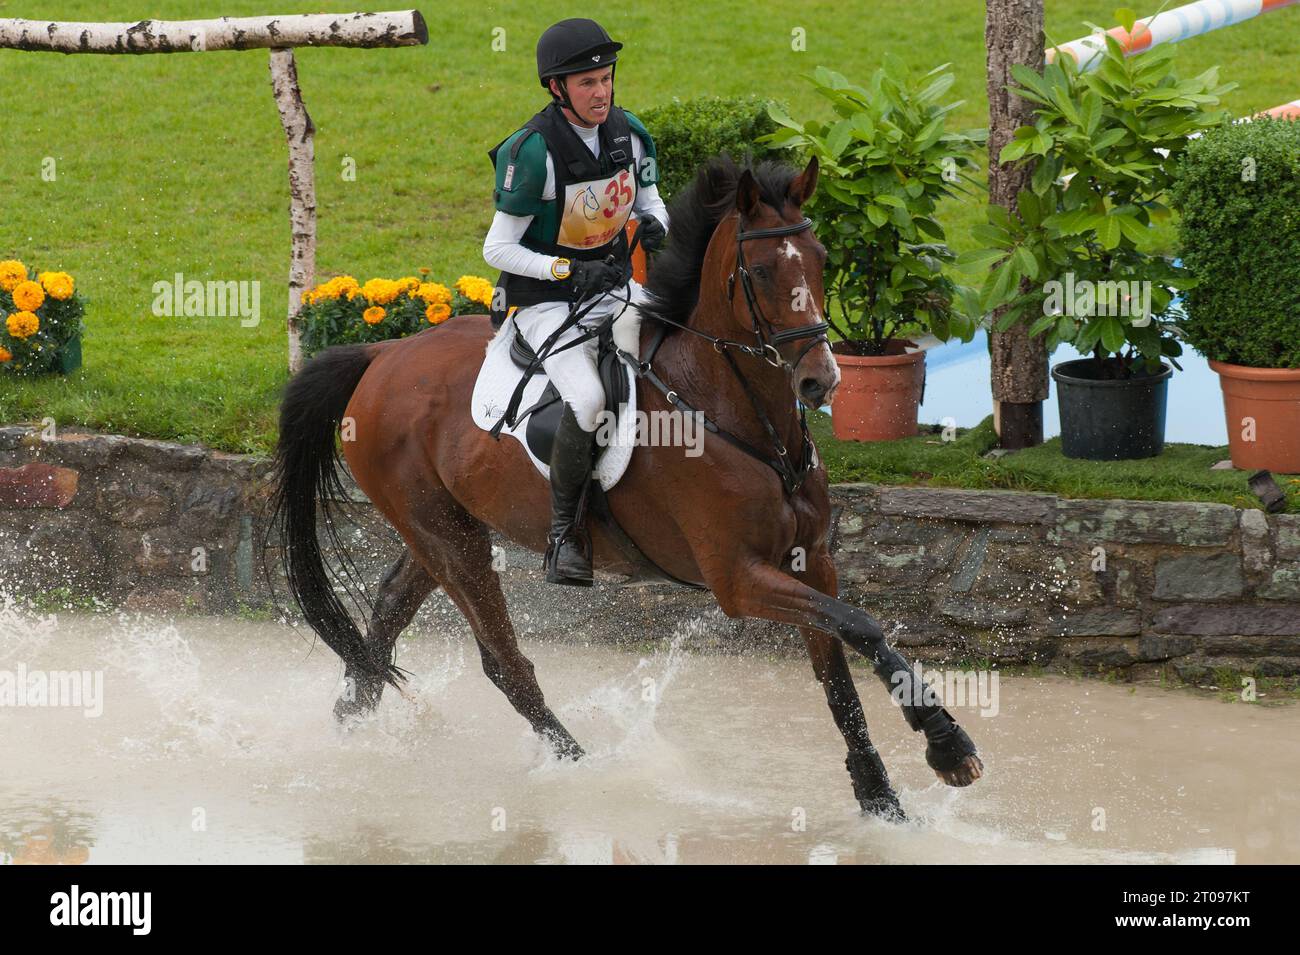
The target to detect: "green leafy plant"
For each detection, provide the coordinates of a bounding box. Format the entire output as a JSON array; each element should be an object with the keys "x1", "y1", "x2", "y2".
[
  {"x1": 757, "y1": 58, "x2": 985, "y2": 355},
  {"x1": 638, "y1": 95, "x2": 787, "y2": 201},
  {"x1": 960, "y1": 14, "x2": 1236, "y2": 378},
  {"x1": 1170, "y1": 115, "x2": 1300, "y2": 369}
]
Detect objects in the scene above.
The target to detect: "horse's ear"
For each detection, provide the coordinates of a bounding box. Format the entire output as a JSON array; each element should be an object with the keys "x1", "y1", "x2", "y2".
[
  {"x1": 788, "y1": 155, "x2": 819, "y2": 207},
  {"x1": 735, "y1": 168, "x2": 762, "y2": 218}
]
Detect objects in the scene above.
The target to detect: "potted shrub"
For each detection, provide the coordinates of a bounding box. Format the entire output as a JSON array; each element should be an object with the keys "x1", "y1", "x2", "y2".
[
  {"x1": 758, "y1": 58, "x2": 983, "y2": 441},
  {"x1": 1171, "y1": 115, "x2": 1300, "y2": 474},
  {"x1": 961, "y1": 22, "x2": 1234, "y2": 459},
  {"x1": 0, "y1": 261, "x2": 85, "y2": 376}
]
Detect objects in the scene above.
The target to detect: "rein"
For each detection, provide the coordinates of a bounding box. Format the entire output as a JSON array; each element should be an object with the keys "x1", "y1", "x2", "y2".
[{"x1": 621, "y1": 213, "x2": 829, "y2": 496}]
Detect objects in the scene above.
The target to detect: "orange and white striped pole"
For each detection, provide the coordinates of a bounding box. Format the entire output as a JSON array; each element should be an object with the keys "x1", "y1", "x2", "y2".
[{"x1": 1047, "y1": 0, "x2": 1299, "y2": 72}]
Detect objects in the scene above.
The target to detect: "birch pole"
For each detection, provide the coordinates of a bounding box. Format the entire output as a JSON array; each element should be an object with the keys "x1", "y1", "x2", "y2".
[
  {"x1": 986, "y1": 0, "x2": 1048, "y2": 449},
  {"x1": 270, "y1": 48, "x2": 316, "y2": 374},
  {"x1": 0, "y1": 10, "x2": 427, "y2": 374},
  {"x1": 0, "y1": 12, "x2": 427, "y2": 53}
]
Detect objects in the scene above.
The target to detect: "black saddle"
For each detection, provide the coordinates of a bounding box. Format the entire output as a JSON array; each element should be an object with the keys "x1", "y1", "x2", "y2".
[{"x1": 508, "y1": 326, "x2": 630, "y2": 464}]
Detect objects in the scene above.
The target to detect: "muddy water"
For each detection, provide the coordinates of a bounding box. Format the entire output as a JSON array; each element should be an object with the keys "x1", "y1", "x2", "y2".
[{"x1": 2, "y1": 599, "x2": 1296, "y2": 864}]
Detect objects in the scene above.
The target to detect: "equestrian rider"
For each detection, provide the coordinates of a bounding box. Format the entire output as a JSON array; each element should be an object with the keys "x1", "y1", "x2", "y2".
[{"x1": 483, "y1": 18, "x2": 669, "y2": 587}]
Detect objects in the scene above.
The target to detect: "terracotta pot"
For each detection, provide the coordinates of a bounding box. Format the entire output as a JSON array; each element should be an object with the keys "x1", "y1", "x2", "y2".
[
  {"x1": 1209, "y1": 359, "x2": 1300, "y2": 474},
  {"x1": 830, "y1": 340, "x2": 925, "y2": 441}
]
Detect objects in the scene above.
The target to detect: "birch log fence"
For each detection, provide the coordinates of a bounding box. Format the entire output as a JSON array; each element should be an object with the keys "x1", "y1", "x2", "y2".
[{"x1": 0, "y1": 11, "x2": 429, "y2": 373}]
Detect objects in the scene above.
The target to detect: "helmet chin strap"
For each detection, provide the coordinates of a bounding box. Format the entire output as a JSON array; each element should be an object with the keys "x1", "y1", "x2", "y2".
[{"x1": 551, "y1": 64, "x2": 616, "y2": 126}]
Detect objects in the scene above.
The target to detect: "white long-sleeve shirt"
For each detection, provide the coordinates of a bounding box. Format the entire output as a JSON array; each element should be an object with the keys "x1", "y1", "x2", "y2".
[{"x1": 483, "y1": 117, "x2": 669, "y2": 281}]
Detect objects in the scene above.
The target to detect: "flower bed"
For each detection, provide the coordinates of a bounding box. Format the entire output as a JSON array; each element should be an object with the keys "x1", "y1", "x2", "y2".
[
  {"x1": 296, "y1": 271, "x2": 493, "y2": 357},
  {"x1": 0, "y1": 260, "x2": 85, "y2": 376}
]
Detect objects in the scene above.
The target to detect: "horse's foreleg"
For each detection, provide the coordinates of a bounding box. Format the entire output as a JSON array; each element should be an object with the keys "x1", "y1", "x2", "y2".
[
  {"x1": 804, "y1": 628, "x2": 906, "y2": 820},
  {"x1": 709, "y1": 554, "x2": 982, "y2": 789},
  {"x1": 798, "y1": 552, "x2": 903, "y2": 819}
]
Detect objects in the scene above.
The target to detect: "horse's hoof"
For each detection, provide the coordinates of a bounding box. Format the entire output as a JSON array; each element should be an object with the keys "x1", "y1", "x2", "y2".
[
  {"x1": 921, "y1": 710, "x2": 984, "y2": 787},
  {"x1": 553, "y1": 737, "x2": 585, "y2": 761},
  {"x1": 860, "y1": 794, "x2": 907, "y2": 823},
  {"x1": 332, "y1": 692, "x2": 377, "y2": 722},
  {"x1": 935, "y1": 754, "x2": 984, "y2": 788}
]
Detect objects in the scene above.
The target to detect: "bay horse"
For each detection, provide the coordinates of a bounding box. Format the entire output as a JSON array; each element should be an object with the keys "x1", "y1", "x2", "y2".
[{"x1": 265, "y1": 153, "x2": 982, "y2": 820}]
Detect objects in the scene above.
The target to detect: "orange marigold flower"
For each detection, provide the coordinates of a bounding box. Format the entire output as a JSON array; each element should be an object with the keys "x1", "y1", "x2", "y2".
[
  {"x1": 11, "y1": 281, "x2": 44, "y2": 312},
  {"x1": 6, "y1": 311, "x2": 40, "y2": 339},
  {"x1": 0, "y1": 260, "x2": 26, "y2": 292},
  {"x1": 363, "y1": 306, "x2": 386, "y2": 325},
  {"x1": 38, "y1": 271, "x2": 75, "y2": 301},
  {"x1": 361, "y1": 278, "x2": 402, "y2": 306},
  {"x1": 416, "y1": 282, "x2": 452, "y2": 305},
  {"x1": 425, "y1": 303, "x2": 451, "y2": 325}
]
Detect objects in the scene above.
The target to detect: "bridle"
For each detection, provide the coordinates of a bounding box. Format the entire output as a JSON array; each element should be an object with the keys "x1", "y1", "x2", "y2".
[
  {"x1": 727, "y1": 215, "x2": 830, "y2": 371},
  {"x1": 628, "y1": 211, "x2": 831, "y2": 495}
]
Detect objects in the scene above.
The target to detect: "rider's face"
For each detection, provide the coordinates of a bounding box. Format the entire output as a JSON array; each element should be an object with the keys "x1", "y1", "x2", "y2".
[{"x1": 552, "y1": 66, "x2": 613, "y2": 127}]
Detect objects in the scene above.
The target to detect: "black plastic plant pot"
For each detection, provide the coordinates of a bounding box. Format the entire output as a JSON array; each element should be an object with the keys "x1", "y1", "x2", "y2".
[{"x1": 1050, "y1": 358, "x2": 1173, "y2": 460}]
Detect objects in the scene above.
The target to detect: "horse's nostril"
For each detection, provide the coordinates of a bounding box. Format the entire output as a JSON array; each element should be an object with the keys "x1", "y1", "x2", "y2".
[{"x1": 800, "y1": 378, "x2": 824, "y2": 402}]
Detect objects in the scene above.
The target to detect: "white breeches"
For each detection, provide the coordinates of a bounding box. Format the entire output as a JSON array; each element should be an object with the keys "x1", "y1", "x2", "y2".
[{"x1": 512, "y1": 279, "x2": 649, "y2": 432}]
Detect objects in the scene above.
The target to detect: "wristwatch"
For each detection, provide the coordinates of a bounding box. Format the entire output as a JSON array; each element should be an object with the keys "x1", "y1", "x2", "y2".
[{"x1": 550, "y1": 257, "x2": 572, "y2": 280}]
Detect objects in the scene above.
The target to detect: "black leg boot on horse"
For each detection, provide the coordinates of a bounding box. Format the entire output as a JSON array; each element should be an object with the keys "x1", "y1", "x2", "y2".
[{"x1": 544, "y1": 404, "x2": 597, "y2": 586}]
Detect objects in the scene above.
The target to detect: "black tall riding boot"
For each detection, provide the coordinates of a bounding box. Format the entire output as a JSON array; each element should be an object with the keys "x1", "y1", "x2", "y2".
[{"x1": 544, "y1": 404, "x2": 597, "y2": 586}]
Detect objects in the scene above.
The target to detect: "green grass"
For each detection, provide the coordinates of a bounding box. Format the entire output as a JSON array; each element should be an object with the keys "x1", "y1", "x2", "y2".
[
  {"x1": 811, "y1": 413, "x2": 1300, "y2": 511},
  {"x1": 2, "y1": 0, "x2": 1297, "y2": 459}
]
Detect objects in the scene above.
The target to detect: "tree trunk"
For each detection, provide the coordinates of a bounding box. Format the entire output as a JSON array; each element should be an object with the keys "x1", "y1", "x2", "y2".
[
  {"x1": 986, "y1": 0, "x2": 1048, "y2": 449},
  {"x1": 269, "y1": 48, "x2": 316, "y2": 375},
  {"x1": 0, "y1": 11, "x2": 427, "y2": 54}
]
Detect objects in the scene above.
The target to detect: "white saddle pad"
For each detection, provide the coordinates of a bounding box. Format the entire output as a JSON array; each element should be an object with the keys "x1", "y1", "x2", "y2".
[{"x1": 470, "y1": 313, "x2": 639, "y2": 491}]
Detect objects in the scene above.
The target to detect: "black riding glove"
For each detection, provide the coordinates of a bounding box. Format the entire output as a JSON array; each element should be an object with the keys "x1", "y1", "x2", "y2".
[
  {"x1": 637, "y1": 215, "x2": 667, "y2": 254},
  {"x1": 570, "y1": 258, "x2": 625, "y2": 298}
]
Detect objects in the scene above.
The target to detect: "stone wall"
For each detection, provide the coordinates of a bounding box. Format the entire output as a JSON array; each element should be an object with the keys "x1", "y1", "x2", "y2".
[
  {"x1": 1, "y1": 425, "x2": 1296, "y2": 681},
  {"x1": 829, "y1": 485, "x2": 1300, "y2": 682}
]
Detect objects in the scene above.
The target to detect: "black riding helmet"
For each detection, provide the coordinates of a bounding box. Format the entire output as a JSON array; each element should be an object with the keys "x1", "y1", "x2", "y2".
[{"x1": 536, "y1": 18, "x2": 622, "y2": 117}]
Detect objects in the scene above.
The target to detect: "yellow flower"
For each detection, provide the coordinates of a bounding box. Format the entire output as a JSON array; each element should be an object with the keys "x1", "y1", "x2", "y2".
[
  {"x1": 361, "y1": 278, "x2": 402, "y2": 305},
  {"x1": 317, "y1": 275, "x2": 360, "y2": 300},
  {"x1": 6, "y1": 311, "x2": 40, "y2": 339},
  {"x1": 397, "y1": 276, "x2": 420, "y2": 292},
  {"x1": 0, "y1": 260, "x2": 26, "y2": 292},
  {"x1": 363, "y1": 306, "x2": 386, "y2": 325},
  {"x1": 416, "y1": 282, "x2": 452, "y2": 305},
  {"x1": 300, "y1": 289, "x2": 316, "y2": 305},
  {"x1": 455, "y1": 275, "x2": 494, "y2": 308},
  {"x1": 38, "y1": 271, "x2": 74, "y2": 301},
  {"x1": 425, "y1": 302, "x2": 451, "y2": 325},
  {"x1": 346, "y1": 287, "x2": 363, "y2": 301},
  {"x1": 11, "y1": 280, "x2": 44, "y2": 312},
  {"x1": 0, "y1": 346, "x2": 10, "y2": 362},
  {"x1": 419, "y1": 267, "x2": 431, "y2": 275}
]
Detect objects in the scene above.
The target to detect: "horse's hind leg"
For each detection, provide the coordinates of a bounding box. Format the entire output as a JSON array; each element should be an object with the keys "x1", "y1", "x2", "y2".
[
  {"x1": 402, "y1": 494, "x2": 585, "y2": 760},
  {"x1": 334, "y1": 549, "x2": 437, "y2": 720}
]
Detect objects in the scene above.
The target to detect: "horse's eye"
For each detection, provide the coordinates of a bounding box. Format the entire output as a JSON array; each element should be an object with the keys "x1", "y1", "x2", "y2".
[{"x1": 752, "y1": 265, "x2": 769, "y2": 281}]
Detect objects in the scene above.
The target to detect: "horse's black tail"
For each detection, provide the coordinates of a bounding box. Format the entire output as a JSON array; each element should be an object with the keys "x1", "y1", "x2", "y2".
[{"x1": 262, "y1": 344, "x2": 403, "y2": 688}]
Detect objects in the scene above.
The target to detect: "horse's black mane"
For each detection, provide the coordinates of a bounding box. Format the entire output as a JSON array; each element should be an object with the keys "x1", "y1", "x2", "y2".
[{"x1": 640, "y1": 153, "x2": 800, "y2": 335}]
